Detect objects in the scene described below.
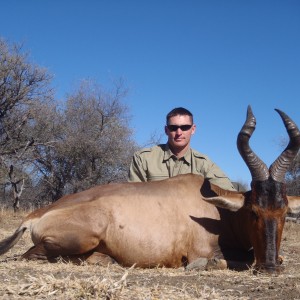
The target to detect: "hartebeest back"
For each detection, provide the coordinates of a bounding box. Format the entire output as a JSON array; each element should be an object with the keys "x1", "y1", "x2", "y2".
[{"x1": 0, "y1": 106, "x2": 299, "y2": 274}]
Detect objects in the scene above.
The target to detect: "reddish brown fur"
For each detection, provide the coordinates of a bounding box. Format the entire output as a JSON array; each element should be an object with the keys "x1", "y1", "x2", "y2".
[{"x1": 1, "y1": 173, "x2": 299, "y2": 274}]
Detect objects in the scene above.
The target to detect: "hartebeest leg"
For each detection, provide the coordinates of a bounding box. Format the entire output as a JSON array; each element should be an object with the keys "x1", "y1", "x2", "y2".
[
  {"x1": 85, "y1": 252, "x2": 116, "y2": 266},
  {"x1": 185, "y1": 258, "x2": 228, "y2": 271},
  {"x1": 206, "y1": 258, "x2": 252, "y2": 271},
  {"x1": 186, "y1": 257, "x2": 252, "y2": 271},
  {"x1": 21, "y1": 240, "x2": 79, "y2": 261},
  {"x1": 21, "y1": 243, "x2": 114, "y2": 265},
  {"x1": 185, "y1": 257, "x2": 208, "y2": 271},
  {"x1": 21, "y1": 243, "x2": 50, "y2": 260}
]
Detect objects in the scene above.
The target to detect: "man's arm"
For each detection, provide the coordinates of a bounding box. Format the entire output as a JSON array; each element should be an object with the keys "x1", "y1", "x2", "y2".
[
  {"x1": 205, "y1": 162, "x2": 236, "y2": 191},
  {"x1": 192, "y1": 150, "x2": 236, "y2": 191},
  {"x1": 128, "y1": 152, "x2": 147, "y2": 182}
]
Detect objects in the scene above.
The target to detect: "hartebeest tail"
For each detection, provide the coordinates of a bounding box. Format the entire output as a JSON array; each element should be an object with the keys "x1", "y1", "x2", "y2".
[{"x1": 0, "y1": 226, "x2": 27, "y2": 255}]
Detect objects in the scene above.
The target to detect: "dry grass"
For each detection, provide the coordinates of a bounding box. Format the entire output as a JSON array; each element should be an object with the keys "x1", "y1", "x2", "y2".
[{"x1": 0, "y1": 209, "x2": 299, "y2": 299}]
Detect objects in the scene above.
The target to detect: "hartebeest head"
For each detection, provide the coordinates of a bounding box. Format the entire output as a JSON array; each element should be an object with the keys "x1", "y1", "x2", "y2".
[
  {"x1": 203, "y1": 106, "x2": 300, "y2": 274},
  {"x1": 237, "y1": 106, "x2": 300, "y2": 274}
]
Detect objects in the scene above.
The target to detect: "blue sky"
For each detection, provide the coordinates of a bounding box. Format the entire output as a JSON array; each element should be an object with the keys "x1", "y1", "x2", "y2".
[{"x1": 1, "y1": 1, "x2": 300, "y2": 186}]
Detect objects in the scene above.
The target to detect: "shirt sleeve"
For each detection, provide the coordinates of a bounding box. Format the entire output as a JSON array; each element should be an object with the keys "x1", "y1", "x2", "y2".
[
  {"x1": 128, "y1": 152, "x2": 147, "y2": 182},
  {"x1": 192, "y1": 150, "x2": 236, "y2": 191},
  {"x1": 204, "y1": 162, "x2": 236, "y2": 191}
]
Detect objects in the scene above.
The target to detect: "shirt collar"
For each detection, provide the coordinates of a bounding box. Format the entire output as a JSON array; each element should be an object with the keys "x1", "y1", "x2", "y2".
[{"x1": 163, "y1": 144, "x2": 191, "y2": 165}]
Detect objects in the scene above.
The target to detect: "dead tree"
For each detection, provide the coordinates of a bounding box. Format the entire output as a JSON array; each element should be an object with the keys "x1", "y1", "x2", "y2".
[{"x1": 8, "y1": 165, "x2": 25, "y2": 212}]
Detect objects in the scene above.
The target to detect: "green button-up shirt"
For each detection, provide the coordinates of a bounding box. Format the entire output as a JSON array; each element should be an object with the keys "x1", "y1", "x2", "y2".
[{"x1": 128, "y1": 144, "x2": 235, "y2": 191}]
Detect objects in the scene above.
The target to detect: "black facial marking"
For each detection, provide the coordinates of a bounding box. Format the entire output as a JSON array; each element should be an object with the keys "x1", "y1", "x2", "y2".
[
  {"x1": 264, "y1": 218, "x2": 277, "y2": 265},
  {"x1": 251, "y1": 179, "x2": 287, "y2": 209}
]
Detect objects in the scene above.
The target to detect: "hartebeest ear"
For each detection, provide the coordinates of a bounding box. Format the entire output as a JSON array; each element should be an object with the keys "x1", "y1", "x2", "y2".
[
  {"x1": 287, "y1": 196, "x2": 300, "y2": 214},
  {"x1": 202, "y1": 194, "x2": 245, "y2": 212}
]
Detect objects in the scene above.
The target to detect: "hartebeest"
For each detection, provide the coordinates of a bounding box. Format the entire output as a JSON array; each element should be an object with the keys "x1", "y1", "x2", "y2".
[{"x1": 0, "y1": 106, "x2": 300, "y2": 274}]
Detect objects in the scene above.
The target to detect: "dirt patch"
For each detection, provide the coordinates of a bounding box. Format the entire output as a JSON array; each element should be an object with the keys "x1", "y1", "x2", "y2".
[{"x1": 0, "y1": 210, "x2": 299, "y2": 299}]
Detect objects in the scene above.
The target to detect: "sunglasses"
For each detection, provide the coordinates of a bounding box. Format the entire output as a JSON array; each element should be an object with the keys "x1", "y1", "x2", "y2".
[{"x1": 167, "y1": 124, "x2": 193, "y2": 132}]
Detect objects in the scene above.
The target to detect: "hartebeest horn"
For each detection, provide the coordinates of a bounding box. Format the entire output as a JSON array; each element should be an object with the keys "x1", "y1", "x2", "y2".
[
  {"x1": 269, "y1": 109, "x2": 300, "y2": 182},
  {"x1": 237, "y1": 105, "x2": 269, "y2": 181}
]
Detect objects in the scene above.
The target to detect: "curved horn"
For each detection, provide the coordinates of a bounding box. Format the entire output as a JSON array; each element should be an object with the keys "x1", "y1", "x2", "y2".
[
  {"x1": 269, "y1": 109, "x2": 300, "y2": 182},
  {"x1": 237, "y1": 106, "x2": 269, "y2": 181}
]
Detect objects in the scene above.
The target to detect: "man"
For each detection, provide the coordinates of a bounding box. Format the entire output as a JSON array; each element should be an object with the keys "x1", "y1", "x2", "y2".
[{"x1": 128, "y1": 107, "x2": 235, "y2": 190}]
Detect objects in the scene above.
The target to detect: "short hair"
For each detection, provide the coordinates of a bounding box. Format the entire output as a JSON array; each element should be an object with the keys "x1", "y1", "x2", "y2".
[{"x1": 166, "y1": 107, "x2": 193, "y2": 125}]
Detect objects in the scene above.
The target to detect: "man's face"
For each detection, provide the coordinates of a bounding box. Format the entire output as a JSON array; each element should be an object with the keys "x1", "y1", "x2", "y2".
[{"x1": 165, "y1": 115, "x2": 196, "y2": 150}]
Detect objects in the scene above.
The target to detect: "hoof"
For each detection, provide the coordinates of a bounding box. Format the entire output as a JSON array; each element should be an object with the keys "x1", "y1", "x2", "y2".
[
  {"x1": 185, "y1": 258, "x2": 208, "y2": 271},
  {"x1": 86, "y1": 252, "x2": 116, "y2": 266},
  {"x1": 206, "y1": 258, "x2": 227, "y2": 270}
]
